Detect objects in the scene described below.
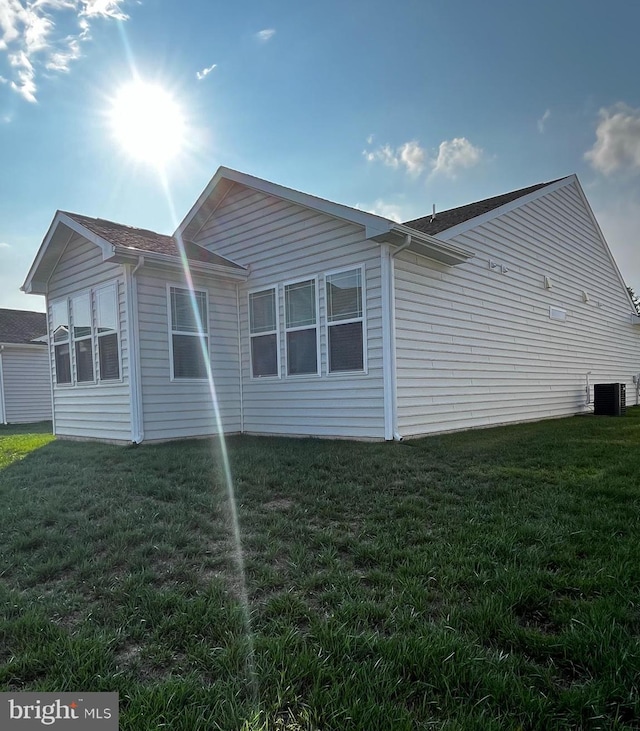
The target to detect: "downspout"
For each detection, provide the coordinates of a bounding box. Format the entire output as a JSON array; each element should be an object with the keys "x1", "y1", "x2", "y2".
[
  {"x1": 0, "y1": 347, "x2": 6, "y2": 425},
  {"x1": 390, "y1": 235, "x2": 412, "y2": 441},
  {"x1": 236, "y1": 282, "x2": 244, "y2": 434},
  {"x1": 126, "y1": 256, "x2": 145, "y2": 443},
  {"x1": 382, "y1": 234, "x2": 412, "y2": 441}
]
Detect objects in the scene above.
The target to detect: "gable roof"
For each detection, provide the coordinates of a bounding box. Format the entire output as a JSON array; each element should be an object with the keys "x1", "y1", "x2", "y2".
[
  {"x1": 404, "y1": 179, "x2": 565, "y2": 236},
  {"x1": 0, "y1": 308, "x2": 47, "y2": 344},
  {"x1": 62, "y1": 213, "x2": 244, "y2": 269},
  {"x1": 176, "y1": 167, "x2": 476, "y2": 267}
]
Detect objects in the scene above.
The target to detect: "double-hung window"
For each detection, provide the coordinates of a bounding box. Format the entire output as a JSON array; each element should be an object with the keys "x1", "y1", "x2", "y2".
[
  {"x1": 96, "y1": 285, "x2": 120, "y2": 381},
  {"x1": 169, "y1": 286, "x2": 209, "y2": 380},
  {"x1": 72, "y1": 293, "x2": 94, "y2": 382},
  {"x1": 52, "y1": 300, "x2": 71, "y2": 384},
  {"x1": 326, "y1": 267, "x2": 365, "y2": 373},
  {"x1": 284, "y1": 279, "x2": 318, "y2": 376},
  {"x1": 249, "y1": 288, "x2": 278, "y2": 377}
]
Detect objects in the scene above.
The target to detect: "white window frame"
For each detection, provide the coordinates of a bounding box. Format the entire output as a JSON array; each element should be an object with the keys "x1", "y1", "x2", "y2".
[
  {"x1": 95, "y1": 283, "x2": 122, "y2": 383},
  {"x1": 71, "y1": 290, "x2": 95, "y2": 384},
  {"x1": 51, "y1": 297, "x2": 72, "y2": 386},
  {"x1": 167, "y1": 284, "x2": 210, "y2": 382},
  {"x1": 248, "y1": 285, "x2": 280, "y2": 379},
  {"x1": 49, "y1": 280, "x2": 122, "y2": 388},
  {"x1": 283, "y1": 275, "x2": 320, "y2": 378},
  {"x1": 324, "y1": 264, "x2": 367, "y2": 376}
]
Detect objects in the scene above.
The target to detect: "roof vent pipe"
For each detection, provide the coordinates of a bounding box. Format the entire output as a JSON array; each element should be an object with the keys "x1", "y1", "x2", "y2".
[{"x1": 430, "y1": 204, "x2": 436, "y2": 223}]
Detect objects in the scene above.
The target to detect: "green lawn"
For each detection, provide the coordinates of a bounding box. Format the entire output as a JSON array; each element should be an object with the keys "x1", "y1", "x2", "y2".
[{"x1": 1, "y1": 412, "x2": 639, "y2": 730}]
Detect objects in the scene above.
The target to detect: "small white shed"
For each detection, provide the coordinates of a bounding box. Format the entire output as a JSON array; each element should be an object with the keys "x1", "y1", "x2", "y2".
[{"x1": 0, "y1": 309, "x2": 52, "y2": 424}]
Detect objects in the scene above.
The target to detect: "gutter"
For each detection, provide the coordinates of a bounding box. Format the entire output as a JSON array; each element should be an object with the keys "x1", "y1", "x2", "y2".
[
  {"x1": 125, "y1": 256, "x2": 145, "y2": 443},
  {"x1": 110, "y1": 248, "x2": 249, "y2": 281}
]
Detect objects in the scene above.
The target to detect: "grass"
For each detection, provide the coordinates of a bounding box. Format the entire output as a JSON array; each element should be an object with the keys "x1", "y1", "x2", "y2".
[{"x1": 0, "y1": 411, "x2": 639, "y2": 730}]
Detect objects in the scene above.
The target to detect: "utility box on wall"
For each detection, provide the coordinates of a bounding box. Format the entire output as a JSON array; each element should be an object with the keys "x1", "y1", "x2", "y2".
[{"x1": 594, "y1": 383, "x2": 626, "y2": 416}]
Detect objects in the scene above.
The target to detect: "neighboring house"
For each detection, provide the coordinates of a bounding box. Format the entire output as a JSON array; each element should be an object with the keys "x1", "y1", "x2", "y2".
[
  {"x1": 0, "y1": 308, "x2": 52, "y2": 424},
  {"x1": 22, "y1": 168, "x2": 640, "y2": 443}
]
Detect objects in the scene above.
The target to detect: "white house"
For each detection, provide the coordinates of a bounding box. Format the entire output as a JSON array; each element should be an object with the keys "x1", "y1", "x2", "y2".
[
  {"x1": 21, "y1": 168, "x2": 640, "y2": 443},
  {"x1": 0, "y1": 308, "x2": 52, "y2": 424}
]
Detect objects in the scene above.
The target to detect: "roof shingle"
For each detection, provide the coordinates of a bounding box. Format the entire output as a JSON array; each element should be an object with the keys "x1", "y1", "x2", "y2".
[
  {"x1": 0, "y1": 309, "x2": 47, "y2": 344},
  {"x1": 403, "y1": 179, "x2": 564, "y2": 236},
  {"x1": 63, "y1": 213, "x2": 243, "y2": 269}
]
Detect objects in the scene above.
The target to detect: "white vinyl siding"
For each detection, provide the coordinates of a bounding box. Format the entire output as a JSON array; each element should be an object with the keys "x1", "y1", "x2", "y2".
[
  {"x1": 394, "y1": 180, "x2": 640, "y2": 437},
  {"x1": 1, "y1": 346, "x2": 52, "y2": 423},
  {"x1": 193, "y1": 184, "x2": 385, "y2": 439},
  {"x1": 136, "y1": 266, "x2": 241, "y2": 441},
  {"x1": 47, "y1": 234, "x2": 130, "y2": 442}
]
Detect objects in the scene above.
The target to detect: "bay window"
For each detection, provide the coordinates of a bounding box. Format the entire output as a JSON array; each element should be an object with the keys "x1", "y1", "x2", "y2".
[
  {"x1": 72, "y1": 293, "x2": 94, "y2": 382},
  {"x1": 52, "y1": 299, "x2": 71, "y2": 384}
]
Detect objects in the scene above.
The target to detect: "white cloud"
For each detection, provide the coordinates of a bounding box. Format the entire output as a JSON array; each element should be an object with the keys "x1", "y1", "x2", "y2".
[
  {"x1": 364, "y1": 136, "x2": 482, "y2": 179},
  {"x1": 0, "y1": 0, "x2": 129, "y2": 101},
  {"x1": 363, "y1": 139, "x2": 426, "y2": 176},
  {"x1": 256, "y1": 28, "x2": 275, "y2": 42},
  {"x1": 0, "y1": 242, "x2": 10, "y2": 249},
  {"x1": 431, "y1": 137, "x2": 483, "y2": 178},
  {"x1": 585, "y1": 103, "x2": 640, "y2": 176},
  {"x1": 537, "y1": 108, "x2": 551, "y2": 133},
  {"x1": 196, "y1": 62, "x2": 216, "y2": 81}
]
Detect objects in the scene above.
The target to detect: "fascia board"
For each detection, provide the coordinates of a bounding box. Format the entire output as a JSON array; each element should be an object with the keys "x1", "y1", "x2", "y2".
[
  {"x1": 22, "y1": 211, "x2": 116, "y2": 293},
  {"x1": 377, "y1": 225, "x2": 475, "y2": 266},
  {"x1": 434, "y1": 176, "x2": 576, "y2": 242},
  {"x1": 570, "y1": 178, "x2": 640, "y2": 315},
  {"x1": 175, "y1": 166, "x2": 395, "y2": 240}
]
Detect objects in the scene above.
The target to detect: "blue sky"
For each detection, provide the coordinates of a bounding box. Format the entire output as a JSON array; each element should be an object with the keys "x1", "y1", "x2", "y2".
[{"x1": 2, "y1": 0, "x2": 640, "y2": 311}]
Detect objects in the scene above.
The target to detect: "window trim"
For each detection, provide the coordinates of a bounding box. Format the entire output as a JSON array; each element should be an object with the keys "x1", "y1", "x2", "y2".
[
  {"x1": 324, "y1": 264, "x2": 367, "y2": 376},
  {"x1": 167, "y1": 283, "x2": 211, "y2": 382},
  {"x1": 283, "y1": 275, "x2": 320, "y2": 378},
  {"x1": 248, "y1": 285, "x2": 280, "y2": 380}
]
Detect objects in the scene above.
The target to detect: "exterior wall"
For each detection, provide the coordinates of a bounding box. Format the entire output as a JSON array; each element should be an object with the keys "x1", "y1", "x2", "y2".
[
  {"x1": 1, "y1": 346, "x2": 52, "y2": 423},
  {"x1": 394, "y1": 180, "x2": 640, "y2": 437},
  {"x1": 135, "y1": 265, "x2": 241, "y2": 441},
  {"x1": 193, "y1": 183, "x2": 385, "y2": 439},
  {"x1": 47, "y1": 234, "x2": 130, "y2": 441}
]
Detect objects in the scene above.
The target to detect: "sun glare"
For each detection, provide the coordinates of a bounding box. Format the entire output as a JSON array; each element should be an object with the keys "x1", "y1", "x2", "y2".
[{"x1": 109, "y1": 80, "x2": 186, "y2": 168}]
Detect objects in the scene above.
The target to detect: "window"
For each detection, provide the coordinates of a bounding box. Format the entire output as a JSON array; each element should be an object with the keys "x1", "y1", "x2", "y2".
[
  {"x1": 51, "y1": 299, "x2": 71, "y2": 384},
  {"x1": 72, "y1": 293, "x2": 94, "y2": 382},
  {"x1": 326, "y1": 268, "x2": 364, "y2": 372},
  {"x1": 50, "y1": 282, "x2": 121, "y2": 387},
  {"x1": 249, "y1": 288, "x2": 278, "y2": 377},
  {"x1": 285, "y1": 279, "x2": 318, "y2": 375},
  {"x1": 96, "y1": 285, "x2": 120, "y2": 380},
  {"x1": 169, "y1": 286, "x2": 209, "y2": 379}
]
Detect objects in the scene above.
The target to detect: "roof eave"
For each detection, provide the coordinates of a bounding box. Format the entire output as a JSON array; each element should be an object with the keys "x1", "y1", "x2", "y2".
[
  {"x1": 372, "y1": 224, "x2": 475, "y2": 266},
  {"x1": 111, "y1": 248, "x2": 249, "y2": 280}
]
